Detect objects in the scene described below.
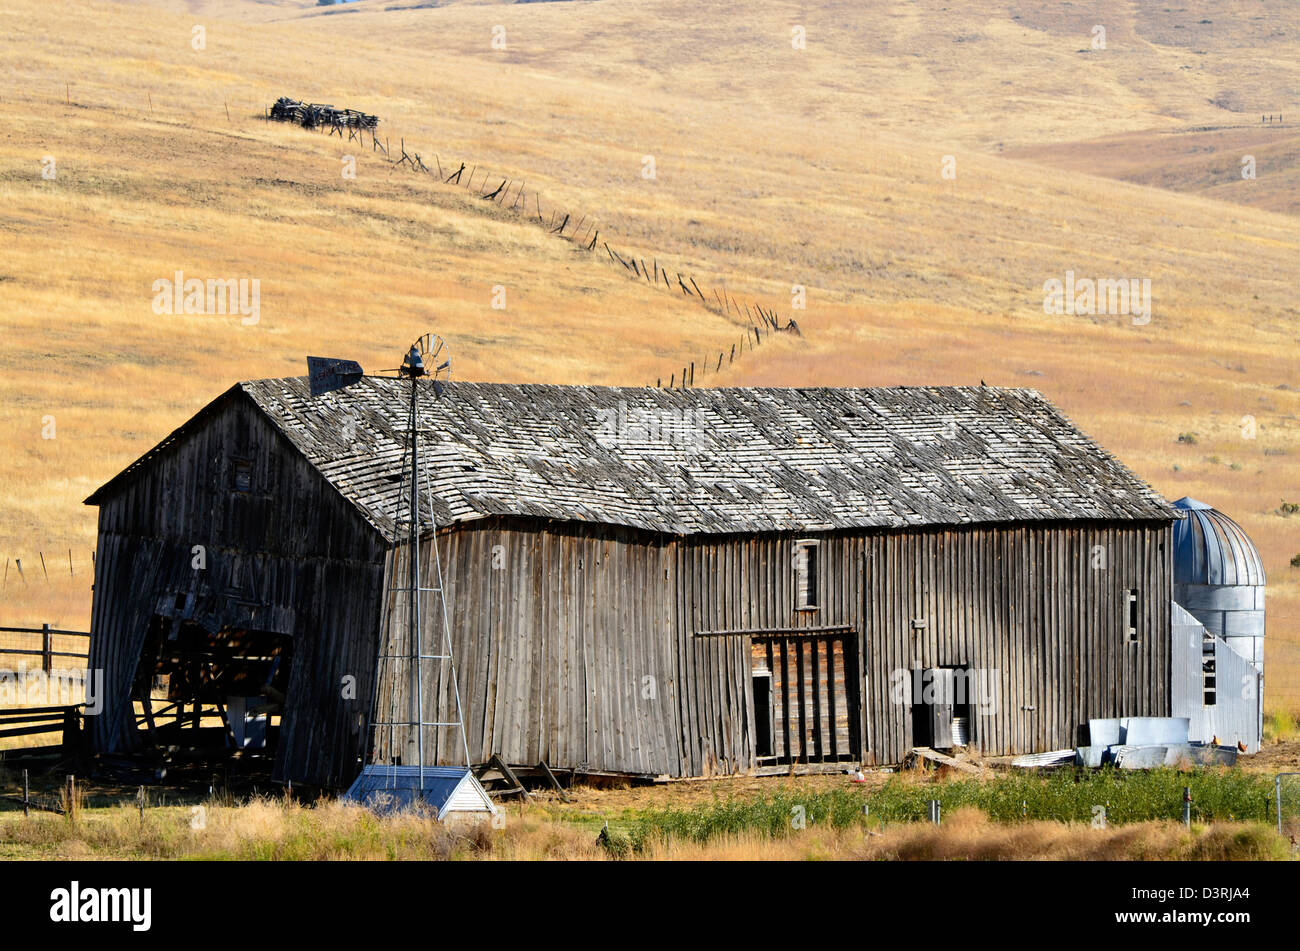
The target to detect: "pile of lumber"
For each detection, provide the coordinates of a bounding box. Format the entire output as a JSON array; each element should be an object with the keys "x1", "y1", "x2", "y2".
[{"x1": 268, "y1": 97, "x2": 379, "y2": 131}]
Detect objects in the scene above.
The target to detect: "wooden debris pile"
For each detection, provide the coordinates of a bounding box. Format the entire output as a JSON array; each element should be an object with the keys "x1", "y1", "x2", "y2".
[{"x1": 268, "y1": 97, "x2": 379, "y2": 132}]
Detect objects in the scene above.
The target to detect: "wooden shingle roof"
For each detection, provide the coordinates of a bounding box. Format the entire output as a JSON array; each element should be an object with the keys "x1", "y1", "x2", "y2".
[{"x1": 230, "y1": 377, "x2": 1175, "y2": 538}]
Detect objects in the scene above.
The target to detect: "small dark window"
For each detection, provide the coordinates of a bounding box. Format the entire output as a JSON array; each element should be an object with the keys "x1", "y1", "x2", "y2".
[
  {"x1": 231, "y1": 459, "x2": 253, "y2": 493},
  {"x1": 1126, "y1": 588, "x2": 1139, "y2": 643},
  {"x1": 795, "y1": 540, "x2": 819, "y2": 610},
  {"x1": 1203, "y1": 657, "x2": 1217, "y2": 706}
]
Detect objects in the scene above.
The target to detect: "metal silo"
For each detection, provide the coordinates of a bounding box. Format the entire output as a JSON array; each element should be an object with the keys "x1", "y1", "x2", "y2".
[{"x1": 1172, "y1": 497, "x2": 1266, "y2": 672}]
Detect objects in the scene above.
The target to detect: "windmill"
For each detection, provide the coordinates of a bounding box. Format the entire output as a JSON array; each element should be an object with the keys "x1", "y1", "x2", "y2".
[{"x1": 309, "y1": 335, "x2": 494, "y2": 819}]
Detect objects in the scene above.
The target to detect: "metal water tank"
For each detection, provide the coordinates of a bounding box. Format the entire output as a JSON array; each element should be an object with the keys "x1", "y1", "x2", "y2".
[{"x1": 1171, "y1": 497, "x2": 1266, "y2": 671}]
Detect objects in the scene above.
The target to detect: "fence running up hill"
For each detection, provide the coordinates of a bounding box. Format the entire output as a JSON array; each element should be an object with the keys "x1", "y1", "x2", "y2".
[
  {"x1": 2, "y1": 549, "x2": 93, "y2": 586},
  {"x1": 266, "y1": 103, "x2": 804, "y2": 387},
  {"x1": 378, "y1": 134, "x2": 805, "y2": 388}
]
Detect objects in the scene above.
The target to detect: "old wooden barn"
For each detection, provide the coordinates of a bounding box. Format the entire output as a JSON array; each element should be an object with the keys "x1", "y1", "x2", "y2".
[{"x1": 85, "y1": 378, "x2": 1179, "y2": 788}]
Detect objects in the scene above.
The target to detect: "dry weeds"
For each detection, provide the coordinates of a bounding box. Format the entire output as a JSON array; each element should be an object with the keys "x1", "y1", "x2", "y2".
[{"x1": 0, "y1": 797, "x2": 1286, "y2": 861}]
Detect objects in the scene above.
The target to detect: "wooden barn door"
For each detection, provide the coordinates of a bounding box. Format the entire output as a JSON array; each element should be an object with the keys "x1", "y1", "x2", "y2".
[{"x1": 751, "y1": 632, "x2": 860, "y2": 765}]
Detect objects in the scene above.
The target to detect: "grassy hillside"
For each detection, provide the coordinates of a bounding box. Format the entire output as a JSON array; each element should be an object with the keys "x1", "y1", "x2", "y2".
[
  {"x1": 1008, "y1": 126, "x2": 1300, "y2": 216},
  {"x1": 1, "y1": 0, "x2": 1297, "y2": 707}
]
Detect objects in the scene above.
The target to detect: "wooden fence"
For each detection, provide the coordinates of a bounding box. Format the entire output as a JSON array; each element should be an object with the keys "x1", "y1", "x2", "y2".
[
  {"x1": 0, "y1": 626, "x2": 90, "y2": 757},
  {"x1": 0, "y1": 705, "x2": 82, "y2": 750},
  {"x1": 0, "y1": 625, "x2": 90, "y2": 672}
]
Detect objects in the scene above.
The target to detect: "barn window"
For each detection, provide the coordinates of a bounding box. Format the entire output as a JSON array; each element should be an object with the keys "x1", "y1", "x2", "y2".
[
  {"x1": 1126, "y1": 588, "x2": 1139, "y2": 643},
  {"x1": 794, "y1": 540, "x2": 820, "y2": 610},
  {"x1": 230, "y1": 458, "x2": 253, "y2": 493}
]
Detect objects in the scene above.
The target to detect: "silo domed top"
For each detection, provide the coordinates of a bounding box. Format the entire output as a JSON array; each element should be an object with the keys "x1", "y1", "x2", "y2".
[{"x1": 1172, "y1": 497, "x2": 1266, "y2": 586}]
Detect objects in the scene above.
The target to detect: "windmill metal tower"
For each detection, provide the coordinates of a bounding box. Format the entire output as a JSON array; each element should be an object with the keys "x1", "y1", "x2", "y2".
[{"x1": 309, "y1": 336, "x2": 493, "y2": 818}]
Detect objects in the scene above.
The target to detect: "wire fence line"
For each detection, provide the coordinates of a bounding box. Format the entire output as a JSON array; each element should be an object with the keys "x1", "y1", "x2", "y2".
[
  {"x1": 266, "y1": 101, "x2": 807, "y2": 388},
  {"x1": 50, "y1": 83, "x2": 808, "y2": 387},
  {"x1": 2, "y1": 550, "x2": 95, "y2": 586},
  {"x1": 376, "y1": 129, "x2": 804, "y2": 387}
]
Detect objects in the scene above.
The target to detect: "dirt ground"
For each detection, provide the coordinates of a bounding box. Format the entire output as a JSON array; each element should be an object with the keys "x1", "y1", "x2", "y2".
[{"x1": 1240, "y1": 739, "x2": 1300, "y2": 774}]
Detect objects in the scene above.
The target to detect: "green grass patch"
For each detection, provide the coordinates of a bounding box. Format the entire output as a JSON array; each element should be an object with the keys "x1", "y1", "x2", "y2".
[{"x1": 629, "y1": 767, "x2": 1277, "y2": 848}]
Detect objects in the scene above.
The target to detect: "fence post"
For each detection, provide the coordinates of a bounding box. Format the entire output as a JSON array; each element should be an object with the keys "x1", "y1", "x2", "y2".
[
  {"x1": 42, "y1": 623, "x2": 52, "y2": 674},
  {"x1": 62, "y1": 707, "x2": 80, "y2": 755},
  {"x1": 1183, "y1": 786, "x2": 1192, "y2": 828},
  {"x1": 1275, "y1": 774, "x2": 1300, "y2": 836},
  {"x1": 23, "y1": 769, "x2": 29, "y2": 818}
]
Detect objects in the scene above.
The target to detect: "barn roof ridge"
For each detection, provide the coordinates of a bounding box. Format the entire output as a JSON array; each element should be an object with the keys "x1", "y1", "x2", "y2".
[{"x1": 143, "y1": 374, "x2": 1181, "y2": 539}]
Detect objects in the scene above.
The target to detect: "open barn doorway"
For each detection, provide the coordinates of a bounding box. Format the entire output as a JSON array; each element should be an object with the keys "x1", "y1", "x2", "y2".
[
  {"x1": 909, "y1": 666, "x2": 975, "y2": 750},
  {"x1": 129, "y1": 615, "x2": 293, "y2": 764},
  {"x1": 751, "y1": 631, "x2": 861, "y2": 765}
]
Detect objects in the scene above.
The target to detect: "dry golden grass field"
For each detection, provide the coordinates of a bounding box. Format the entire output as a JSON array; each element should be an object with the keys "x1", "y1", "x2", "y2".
[
  {"x1": 0, "y1": 799, "x2": 1286, "y2": 861},
  {"x1": 0, "y1": 0, "x2": 1297, "y2": 714}
]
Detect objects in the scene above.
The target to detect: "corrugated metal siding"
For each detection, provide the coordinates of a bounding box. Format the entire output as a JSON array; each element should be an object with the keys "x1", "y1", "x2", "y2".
[
  {"x1": 1171, "y1": 602, "x2": 1262, "y2": 753},
  {"x1": 1210, "y1": 636, "x2": 1263, "y2": 753}
]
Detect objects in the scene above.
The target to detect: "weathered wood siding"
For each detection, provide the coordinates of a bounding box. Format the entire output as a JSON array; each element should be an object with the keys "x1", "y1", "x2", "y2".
[
  {"x1": 87, "y1": 392, "x2": 388, "y2": 787},
  {"x1": 374, "y1": 520, "x2": 683, "y2": 776},
  {"x1": 860, "y1": 522, "x2": 1172, "y2": 765},
  {"x1": 380, "y1": 517, "x2": 1172, "y2": 778}
]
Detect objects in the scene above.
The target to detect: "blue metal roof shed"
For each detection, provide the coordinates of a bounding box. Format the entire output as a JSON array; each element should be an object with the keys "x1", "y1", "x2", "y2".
[{"x1": 343, "y1": 765, "x2": 497, "y2": 821}]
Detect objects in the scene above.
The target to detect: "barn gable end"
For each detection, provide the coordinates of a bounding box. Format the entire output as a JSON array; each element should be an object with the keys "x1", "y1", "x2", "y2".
[{"x1": 86, "y1": 388, "x2": 390, "y2": 787}]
